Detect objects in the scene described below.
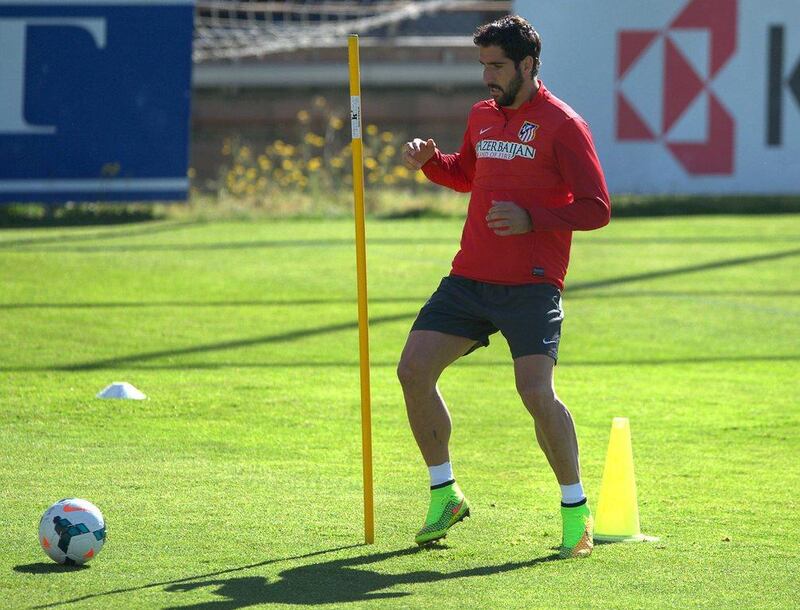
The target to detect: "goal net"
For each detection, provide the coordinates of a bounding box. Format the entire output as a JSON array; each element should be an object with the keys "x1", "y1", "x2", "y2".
[{"x1": 194, "y1": 0, "x2": 468, "y2": 61}]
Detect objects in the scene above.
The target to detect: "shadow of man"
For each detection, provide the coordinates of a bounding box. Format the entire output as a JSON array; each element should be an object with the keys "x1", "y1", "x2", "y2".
[{"x1": 165, "y1": 545, "x2": 558, "y2": 608}]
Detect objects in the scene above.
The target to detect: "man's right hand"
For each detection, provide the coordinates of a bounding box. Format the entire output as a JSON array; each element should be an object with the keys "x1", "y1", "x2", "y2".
[{"x1": 402, "y1": 138, "x2": 437, "y2": 170}]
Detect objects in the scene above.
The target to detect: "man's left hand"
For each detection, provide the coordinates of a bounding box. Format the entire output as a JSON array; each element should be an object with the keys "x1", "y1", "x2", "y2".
[{"x1": 486, "y1": 200, "x2": 533, "y2": 236}]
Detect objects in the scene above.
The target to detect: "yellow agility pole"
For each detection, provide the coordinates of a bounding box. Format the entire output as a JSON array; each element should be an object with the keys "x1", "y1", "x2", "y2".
[{"x1": 348, "y1": 34, "x2": 374, "y2": 544}]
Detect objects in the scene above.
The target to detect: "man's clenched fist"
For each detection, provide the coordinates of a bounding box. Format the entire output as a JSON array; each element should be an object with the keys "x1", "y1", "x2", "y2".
[
  {"x1": 486, "y1": 200, "x2": 533, "y2": 236},
  {"x1": 402, "y1": 138, "x2": 437, "y2": 170}
]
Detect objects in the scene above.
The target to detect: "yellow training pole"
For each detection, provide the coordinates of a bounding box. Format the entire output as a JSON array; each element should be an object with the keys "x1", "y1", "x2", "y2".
[{"x1": 348, "y1": 34, "x2": 374, "y2": 544}]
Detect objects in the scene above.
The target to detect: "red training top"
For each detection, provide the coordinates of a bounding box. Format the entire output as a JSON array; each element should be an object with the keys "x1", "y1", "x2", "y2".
[{"x1": 422, "y1": 81, "x2": 611, "y2": 289}]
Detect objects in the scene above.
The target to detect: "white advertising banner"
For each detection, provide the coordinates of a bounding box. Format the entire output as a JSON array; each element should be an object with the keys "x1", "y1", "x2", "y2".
[{"x1": 514, "y1": 0, "x2": 800, "y2": 194}]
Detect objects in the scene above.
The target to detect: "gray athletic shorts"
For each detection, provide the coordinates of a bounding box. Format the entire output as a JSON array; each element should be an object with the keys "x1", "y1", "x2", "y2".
[{"x1": 410, "y1": 275, "x2": 564, "y2": 361}]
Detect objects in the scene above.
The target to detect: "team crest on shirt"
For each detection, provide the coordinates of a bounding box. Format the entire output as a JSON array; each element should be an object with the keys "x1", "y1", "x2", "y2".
[{"x1": 518, "y1": 121, "x2": 539, "y2": 143}]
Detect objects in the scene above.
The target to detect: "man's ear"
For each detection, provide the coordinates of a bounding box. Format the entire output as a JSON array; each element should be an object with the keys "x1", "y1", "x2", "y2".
[{"x1": 521, "y1": 55, "x2": 535, "y2": 78}]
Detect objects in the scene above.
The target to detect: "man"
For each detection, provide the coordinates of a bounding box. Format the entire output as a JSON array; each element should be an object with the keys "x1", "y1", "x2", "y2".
[{"x1": 397, "y1": 15, "x2": 611, "y2": 559}]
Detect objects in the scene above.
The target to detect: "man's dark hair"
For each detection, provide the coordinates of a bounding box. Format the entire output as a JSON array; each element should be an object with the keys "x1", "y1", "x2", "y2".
[{"x1": 473, "y1": 15, "x2": 541, "y2": 78}]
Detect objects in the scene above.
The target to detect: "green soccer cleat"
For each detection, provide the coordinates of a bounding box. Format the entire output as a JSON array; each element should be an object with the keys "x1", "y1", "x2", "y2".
[
  {"x1": 559, "y1": 501, "x2": 594, "y2": 559},
  {"x1": 415, "y1": 481, "x2": 470, "y2": 545}
]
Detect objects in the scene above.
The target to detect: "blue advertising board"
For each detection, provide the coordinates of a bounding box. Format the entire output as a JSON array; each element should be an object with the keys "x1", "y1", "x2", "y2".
[{"x1": 0, "y1": 0, "x2": 194, "y2": 202}]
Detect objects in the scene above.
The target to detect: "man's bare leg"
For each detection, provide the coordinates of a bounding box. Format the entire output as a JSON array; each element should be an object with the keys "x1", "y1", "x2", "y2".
[
  {"x1": 398, "y1": 330, "x2": 477, "y2": 544},
  {"x1": 513, "y1": 354, "x2": 580, "y2": 484},
  {"x1": 397, "y1": 330, "x2": 477, "y2": 466},
  {"x1": 514, "y1": 353, "x2": 593, "y2": 558}
]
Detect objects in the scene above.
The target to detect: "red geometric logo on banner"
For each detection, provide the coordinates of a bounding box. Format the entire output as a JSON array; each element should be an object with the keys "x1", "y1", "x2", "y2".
[
  {"x1": 671, "y1": 0, "x2": 737, "y2": 76},
  {"x1": 617, "y1": 31, "x2": 659, "y2": 78},
  {"x1": 615, "y1": 0, "x2": 737, "y2": 175},
  {"x1": 663, "y1": 37, "x2": 705, "y2": 133},
  {"x1": 667, "y1": 94, "x2": 735, "y2": 174},
  {"x1": 616, "y1": 92, "x2": 655, "y2": 140}
]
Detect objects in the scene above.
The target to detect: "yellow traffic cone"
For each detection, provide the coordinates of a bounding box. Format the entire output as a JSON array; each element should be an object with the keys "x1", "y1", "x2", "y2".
[{"x1": 594, "y1": 417, "x2": 658, "y2": 542}]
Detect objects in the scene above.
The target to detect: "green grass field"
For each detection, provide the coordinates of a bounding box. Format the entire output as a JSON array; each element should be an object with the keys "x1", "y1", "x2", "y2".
[{"x1": 1, "y1": 214, "x2": 798, "y2": 609}]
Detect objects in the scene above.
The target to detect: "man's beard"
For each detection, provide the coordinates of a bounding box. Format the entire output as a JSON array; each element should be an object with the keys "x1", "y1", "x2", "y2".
[{"x1": 493, "y1": 68, "x2": 524, "y2": 107}]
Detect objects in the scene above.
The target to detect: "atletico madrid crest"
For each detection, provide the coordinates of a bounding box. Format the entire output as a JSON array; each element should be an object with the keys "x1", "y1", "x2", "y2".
[{"x1": 518, "y1": 121, "x2": 539, "y2": 143}]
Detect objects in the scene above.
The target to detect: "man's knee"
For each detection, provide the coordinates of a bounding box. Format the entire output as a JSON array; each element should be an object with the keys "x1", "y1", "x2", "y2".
[
  {"x1": 397, "y1": 354, "x2": 436, "y2": 392},
  {"x1": 517, "y1": 379, "x2": 556, "y2": 418}
]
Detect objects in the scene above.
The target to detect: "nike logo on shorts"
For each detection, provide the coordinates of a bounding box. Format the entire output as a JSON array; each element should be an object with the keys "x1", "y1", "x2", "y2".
[{"x1": 542, "y1": 338, "x2": 559, "y2": 345}]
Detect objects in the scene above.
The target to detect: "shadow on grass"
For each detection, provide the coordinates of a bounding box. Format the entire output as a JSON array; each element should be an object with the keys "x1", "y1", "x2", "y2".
[
  {"x1": 49, "y1": 354, "x2": 800, "y2": 370},
  {"x1": 28, "y1": 544, "x2": 361, "y2": 608},
  {"x1": 0, "y1": 204, "x2": 161, "y2": 229},
  {"x1": 56, "y1": 312, "x2": 415, "y2": 372},
  {"x1": 4, "y1": 354, "x2": 797, "y2": 374},
  {"x1": 14, "y1": 562, "x2": 89, "y2": 574},
  {"x1": 2, "y1": 289, "x2": 799, "y2": 311},
  {"x1": 28, "y1": 545, "x2": 558, "y2": 608},
  {"x1": 0, "y1": 220, "x2": 201, "y2": 249},
  {"x1": 160, "y1": 546, "x2": 559, "y2": 609},
  {"x1": 1, "y1": 247, "x2": 798, "y2": 373},
  {"x1": 567, "y1": 247, "x2": 800, "y2": 291},
  {"x1": 0, "y1": 297, "x2": 426, "y2": 310},
  {"x1": 583, "y1": 235, "x2": 800, "y2": 244},
  {"x1": 8, "y1": 235, "x2": 800, "y2": 254},
  {"x1": 5, "y1": 236, "x2": 459, "y2": 253}
]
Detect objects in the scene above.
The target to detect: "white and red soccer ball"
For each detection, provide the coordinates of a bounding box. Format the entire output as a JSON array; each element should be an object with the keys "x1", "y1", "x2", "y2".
[{"x1": 39, "y1": 498, "x2": 106, "y2": 565}]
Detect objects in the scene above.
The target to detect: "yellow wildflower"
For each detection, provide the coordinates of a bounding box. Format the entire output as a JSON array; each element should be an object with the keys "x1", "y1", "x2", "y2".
[{"x1": 304, "y1": 133, "x2": 325, "y2": 147}]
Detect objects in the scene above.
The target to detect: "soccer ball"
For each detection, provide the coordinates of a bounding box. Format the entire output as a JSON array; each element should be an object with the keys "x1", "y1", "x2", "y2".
[{"x1": 38, "y1": 498, "x2": 106, "y2": 565}]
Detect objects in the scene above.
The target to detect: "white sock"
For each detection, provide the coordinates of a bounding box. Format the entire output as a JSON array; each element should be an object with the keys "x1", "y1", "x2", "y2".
[
  {"x1": 428, "y1": 462, "x2": 454, "y2": 487},
  {"x1": 560, "y1": 482, "x2": 586, "y2": 505}
]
